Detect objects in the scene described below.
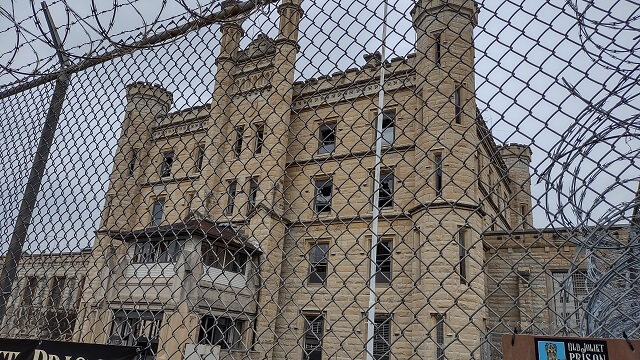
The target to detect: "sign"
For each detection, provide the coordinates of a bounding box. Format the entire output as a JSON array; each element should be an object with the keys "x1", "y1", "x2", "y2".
[
  {"x1": 503, "y1": 335, "x2": 640, "y2": 360},
  {"x1": 0, "y1": 338, "x2": 138, "y2": 360}
]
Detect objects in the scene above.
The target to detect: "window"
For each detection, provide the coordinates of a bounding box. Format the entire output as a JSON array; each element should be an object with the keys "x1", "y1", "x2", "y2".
[
  {"x1": 202, "y1": 240, "x2": 248, "y2": 274},
  {"x1": 318, "y1": 123, "x2": 336, "y2": 154},
  {"x1": 255, "y1": 124, "x2": 264, "y2": 154},
  {"x1": 233, "y1": 126, "x2": 244, "y2": 157},
  {"x1": 198, "y1": 316, "x2": 244, "y2": 350},
  {"x1": 377, "y1": 171, "x2": 394, "y2": 209},
  {"x1": 373, "y1": 315, "x2": 391, "y2": 360},
  {"x1": 375, "y1": 240, "x2": 392, "y2": 284},
  {"x1": 247, "y1": 177, "x2": 259, "y2": 213},
  {"x1": 377, "y1": 110, "x2": 395, "y2": 146},
  {"x1": 552, "y1": 271, "x2": 590, "y2": 332},
  {"x1": 454, "y1": 85, "x2": 462, "y2": 124},
  {"x1": 434, "y1": 153, "x2": 443, "y2": 195},
  {"x1": 520, "y1": 204, "x2": 527, "y2": 228},
  {"x1": 161, "y1": 151, "x2": 174, "y2": 177},
  {"x1": 150, "y1": 198, "x2": 165, "y2": 226},
  {"x1": 303, "y1": 314, "x2": 324, "y2": 360},
  {"x1": 48, "y1": 276, "x2": 66, "y2": 308},
  {"x1": 458, "y1": 229, "x2": 467, "y2": 284},
  {"x1": 308, "y1": 243, "x2": 329, "y2": 284},
  {"x1": 433, "y1": 314, "x2": 445, "y2": 360},
  {"x1": 195, "y1": 144, "x2": 205, "y2": 172},
  {"x1": 22, "y1": 277, "x2": 38, "y2": 307},
  {"x1": 435, "y1": 32, "x2": 442, "y2": 66},
  {"x1": 109, "y1": 310, "x2": 162, "y2": 360},
  {"x1": 128, "y1": 149, "x2": 138, "y2": 176},
  {"x1": 225, "y1": 180, "x2": 237, "y2": 215},
  {"x1": 132, "y1": 240, "x2": 183, "y2": 263},
  {"x1": 314, "y1": 178, "x2": 332, "y2": 213}
]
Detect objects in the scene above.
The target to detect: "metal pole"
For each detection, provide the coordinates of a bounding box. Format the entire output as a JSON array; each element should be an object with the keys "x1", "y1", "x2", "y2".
[
  {"x1": 366, "y1": 1, "x2": 388, "y2": 359},
  {"x1": 0, "y1": 1, "x2": 71, "y2": 325}
]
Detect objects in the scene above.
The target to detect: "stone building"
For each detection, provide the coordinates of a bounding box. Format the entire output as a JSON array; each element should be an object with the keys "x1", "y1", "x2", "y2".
[
  {"x1": 9, "y1": 0, "x2": 607, "y2": 360},
  {"x1": 0, "y1": 248, "x2": 90, "y2": 341}
]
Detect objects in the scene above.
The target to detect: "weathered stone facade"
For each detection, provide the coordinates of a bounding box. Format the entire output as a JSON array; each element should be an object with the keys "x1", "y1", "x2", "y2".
[{"x1": 3, "y1": 1, "x2": 618, "y2": 360}]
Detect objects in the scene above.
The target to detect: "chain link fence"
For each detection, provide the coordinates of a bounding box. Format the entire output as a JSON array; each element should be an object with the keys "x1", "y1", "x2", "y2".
[{"x1": 0, "y1": 0, "x2": 639, "y2": 359}]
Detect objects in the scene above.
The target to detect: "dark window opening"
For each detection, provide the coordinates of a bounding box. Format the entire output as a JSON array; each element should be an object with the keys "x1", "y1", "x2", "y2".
[
  {"x1": 255, "y1": 125, "x2": 264, "y2": 154},
  {"x1": 435, "y1": 154, "x2": 443, "y2": 195},
  {"x1": 380, "y1": 110, "x2": 395, "y2": 146},
  {"x1": 434, "y1": 314, "x2": 444, "y2": 360},
  {"x1": 454, "y1": 86, "x2": 462, "y2": 124},
  {"x1": 198, "y1": 316, "x2": 244, "y2": 350},
  {"x1": 308, "y1": 243, "x2": 328, "y2": 284},
  {"x1": 303, "y1": 314, "x2": 324, "y2": 360},
  {"x1": 22, "y1": 277, "x2": 38, "y2": 307},
  {"x1": 373, "y1": 315, "x2": 391, "y2": 360},
  {"x1": 161, "y1": 151, "x2": 174, "y2": 177},
  {"x1": 128, "y1": 149, "x2": 138, "y2": 176},
  {"x1": 109, "y1": 311, "x2": 162, "y2": 360},
  {"x1": 196, "y1": 144, "x2": 205, "y2": 172},
  {"x1": 226, "y1": 181, "x2": 237, "y2": 215},
  {"x1": 318, "y1": 123, "x2": 336, "y2": 154},
  {"x1": 314, "y1": 179, "x2": 332, "y2": 213},
  {"x1": 48, "y1": 276, "x2": 66, "y2": 308},
  {"x1": 378, "y1": 171, "x2": 394, "y2": 209},
  {"x1": 150, "y1": 198, "x2": 165, "y2": 226},
  {"x1": 133, "y1": 240, "x2": 183, "y2": 263},
  {"x1": 459, "y1": 229, "x2": 467, "y2": 284},
  {"x1": 234, "y1": 126, "x2": 244, "y2": 158},
  {"x1": 202, "y1": 240, "x2": 248, "y2": 274},
  {"x1": 248, "y1": 177, "x2": 259, "y2": 213},
  {"x1": 375, "y1": 240, "x2": 392, "y2": 284}
]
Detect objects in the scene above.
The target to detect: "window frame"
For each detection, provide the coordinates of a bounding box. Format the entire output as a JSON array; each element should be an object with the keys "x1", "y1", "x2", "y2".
[
  {"x1": 22, "y1": 276, "x2": 38, "y2": 307},
  {"x1": 128, "y1": 148, "x2": 138, "y2": 177},
  {"x1": 458, "y1": 228, "x2": 467, "y2": 284},
  {"x1": 373, "y1": 314, "x2": 391, "y2": 360},
  {"x1": 48, "y1": 276, "x2": 66, "y2": 308},
  {"x1": 247, "y1": 177, "x2": 259, "y2": 214},
  {"x1": 313, "y1": 177, "x2": 333, "y2": 214},
  {"x1": 434, "y1": 153, "x2": 443, "y2": 196},
  {"x1": 376, "y1": 170, "x2": 394, "y2": 210},
  {"x1": 150, "y1": 197, "x2": 166, "y2": 227},
  {"x1": 373, "y1": 109, "x2": 396, "y2": 147},
  {"x1": 434, "y1": 31, "x2": 442, "y2": 67},
  {"x1": 225, "y1": 180, "x2": 237, "y2": 215},
  {"x1": 432, "y1": 314, "x2": 445, "y2": 360},
  {"x1": 308, "y1": 242, "x2": 329, "y2": 285},
  {"x1": 132, "y1": 240, "x2": 183, "y2": 264},
  {"x1": 195, "y1": 144, "x2": 205, "y2": 173},
  {"x1": 254, "y1": 124, "x2": 265, "y2": 154},
  {"x1": 317, "y1": 122, "x2": 337, "y2": 154},
  {"x1": 201, "y1": 240, "x2": 249, "y2": 275},
  {"x1": 198, "y1": 315, "x2": 245, "y2": 350},
  {"x1": 454, "y1": 84, "x2": 462, "y2": 125},
  {"x1": 233, "y1": 126, "x2": 244, "y2": 158},
  {"x1": 160, "y1": 150, "x2": 174, "y2": 178},
  {"x1": 302, "y1": 313, "x2": 324, "y2": 360},
  {"x1": 375, "y1": 240, "x2": 393, "y2": 284},
  {"x1": 109, "y1": 310, "x2": 163, "y2": 360}
]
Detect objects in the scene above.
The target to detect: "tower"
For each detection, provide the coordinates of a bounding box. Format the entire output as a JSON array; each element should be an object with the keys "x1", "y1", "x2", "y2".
[{"x1": 411, "y1": 1, "x2": 487, "y2": 359}]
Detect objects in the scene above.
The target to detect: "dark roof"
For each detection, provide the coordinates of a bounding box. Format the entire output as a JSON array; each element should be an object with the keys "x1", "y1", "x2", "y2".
[{"x1": 108, "y1": 219, "x2": 259, "y2": 252}]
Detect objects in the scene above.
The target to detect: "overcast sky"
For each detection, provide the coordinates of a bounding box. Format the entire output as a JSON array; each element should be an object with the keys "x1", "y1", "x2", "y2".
[{"x1": 0, "y1": 0, "x2": 638, "y2": 253}]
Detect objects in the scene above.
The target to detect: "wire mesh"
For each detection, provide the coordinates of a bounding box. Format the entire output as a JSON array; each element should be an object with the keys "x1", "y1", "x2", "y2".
[{"x1": 0, "y1": 0, "x2": 639, "y2": 359}]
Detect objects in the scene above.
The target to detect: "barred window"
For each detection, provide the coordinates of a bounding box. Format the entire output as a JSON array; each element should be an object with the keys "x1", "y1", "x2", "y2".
[
  {"x1": 433, "y1": 314, "x2": 445, "y2": 360},
  {"x1": 318, "y1": 123, "x2": 336, "y2": 154},
  {"x1": 314, "y1": 178, "x2": 332, "y2": 213},
  {"x1": 435, "y1": 32, "x2": 442, "y2": 66},
  {"x1": 552, "y1": 271, "x2": 591, "y2": 332},
  {"x1": 373, "y1": 315, "x2": 391, "y2": 360},
  {"x1": 308, "y1": 243, "x2": 329, "y2": 284},
  {"x1": 110, "y1": 311, "x2": 162, "y2": 360},
  {"x1": 303, "y1": 314, "x2": 324, "y2": 360},
  {"x1": 160, "y1": 151, "x2": 174, "y2": 177},
  {"x1": 198, "y1": 316, "x2": 244, "y2": 350},
  {"x1": 375, "y1": 240, "x2": 392, "y2": 284}
]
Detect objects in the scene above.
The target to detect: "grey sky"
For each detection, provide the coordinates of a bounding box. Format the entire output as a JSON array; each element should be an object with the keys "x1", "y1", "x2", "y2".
[{"x1": 0, "y1": 0, "x2": 638, "y2": 253}]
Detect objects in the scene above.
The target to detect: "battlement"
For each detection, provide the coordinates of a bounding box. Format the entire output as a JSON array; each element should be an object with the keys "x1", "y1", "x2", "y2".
[
  {"x1": 126, "y1": 81, "x2": 173, "y2": 109},
  {"x1": 499, "y1": 143, "x2": 532, "y2": 162}
]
